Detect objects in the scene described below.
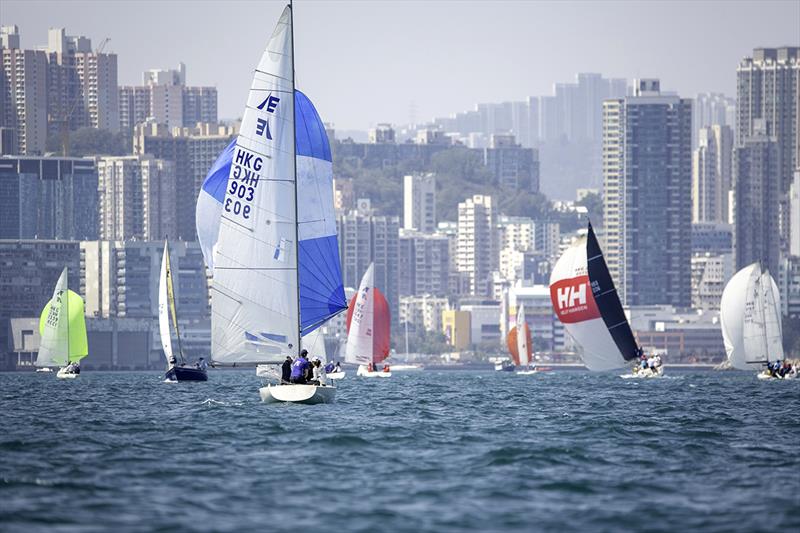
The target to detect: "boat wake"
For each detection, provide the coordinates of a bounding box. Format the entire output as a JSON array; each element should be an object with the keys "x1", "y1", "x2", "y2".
[{"x1": 200, "y1": 398, "x2": 242, "y2": 407}]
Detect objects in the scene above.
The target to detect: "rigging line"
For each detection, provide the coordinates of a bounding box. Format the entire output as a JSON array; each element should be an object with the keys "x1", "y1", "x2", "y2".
[{"x1": 607, "y1": 321, "x2": 630, "y2": 330}]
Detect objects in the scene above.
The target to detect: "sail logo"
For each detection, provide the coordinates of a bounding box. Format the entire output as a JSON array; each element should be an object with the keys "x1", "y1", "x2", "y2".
[{"x1": 549, "y1": 276, "x2": 600, "y2": 323}]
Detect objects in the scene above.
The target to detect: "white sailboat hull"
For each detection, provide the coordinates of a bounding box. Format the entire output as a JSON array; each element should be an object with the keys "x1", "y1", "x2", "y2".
[
  {"x1": 356, "y1": 365, "x2": 391, "y2": 378},
  {"x1": 516, "y1": 369, "x2": 538, "y2": 376},
  {"x1": 56, "y1": 367, "x2": 79, "y2": 379},
  {"x1": 389, "y1": 364, "x2": 423, "y2": 372},
  {"x1": 259, "y1": 384, "x2": 336, "y2": 404},
  {"x1": 327, "y1": 371, "x2": 345, "y2": 380},
  {"x1": 620, "y1": 366, "x2": 664, "y2": 379},
  {"x1": 36, "y1": 367, "x2": 53, "y2": 373}
]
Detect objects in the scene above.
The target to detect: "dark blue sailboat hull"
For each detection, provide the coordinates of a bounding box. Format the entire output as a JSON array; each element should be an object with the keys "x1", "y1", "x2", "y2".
[{"x1": 165, "y1": 366, "x2": 208, "y2": 382}]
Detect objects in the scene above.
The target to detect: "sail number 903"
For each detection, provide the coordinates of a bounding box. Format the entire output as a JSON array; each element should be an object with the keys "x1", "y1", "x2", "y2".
[{"x1": 226, "y1": 181, "x2": 254, "y2": 219}]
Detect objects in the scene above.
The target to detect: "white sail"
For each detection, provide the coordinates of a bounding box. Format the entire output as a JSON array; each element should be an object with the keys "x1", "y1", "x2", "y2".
[
  {"x1": 549, "y1": 237, "x2": 627, "y2": 371},
  {"x1": 742, "y1": 265, "x2": 768, "y2": 364},
  {"x1": 37, "y1": 268, "x2": 70, "y2": 367},
  {"x1": 720, "y1": 263, "x2": 756, "y2": 369},
  {"x1": 303, "y1": 328, "x2": 328, "y2": 362},
  {"x1": 211, "y1": 6, "x2": 298, "y2": 365},
  {"x1": 761, "y1": 270, "x2": 784, "y2": 362},
  {"x1": 345, "y1": 264, "x2": 375, "y2": 365},
  {"x1": 516, "y1": 304, "x2": 531, "y2": 367},
  {"x1": 158, "y1": 243, "x2": 174, "y2": 365}
]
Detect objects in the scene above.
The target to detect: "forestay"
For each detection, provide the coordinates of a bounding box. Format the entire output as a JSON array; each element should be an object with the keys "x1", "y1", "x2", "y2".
[{"x1": 197, "y1": 10, "x2": 346, "y2": 366}]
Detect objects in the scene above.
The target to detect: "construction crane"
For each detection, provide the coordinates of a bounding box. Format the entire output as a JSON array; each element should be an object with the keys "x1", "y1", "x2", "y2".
[{"x1": 59, "y1": 37, "x2": 111, "y2": 156}]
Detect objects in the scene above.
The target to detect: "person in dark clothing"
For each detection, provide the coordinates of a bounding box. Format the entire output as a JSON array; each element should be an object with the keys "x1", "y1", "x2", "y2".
[{"x1": 281, "y1": 356, "x2": 293, "y2": 384}]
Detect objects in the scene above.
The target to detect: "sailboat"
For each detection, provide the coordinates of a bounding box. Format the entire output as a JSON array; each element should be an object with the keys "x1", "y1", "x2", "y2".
[
  {"x1": 508, "y1": 304, "x2": 536, "y2": 375},
  {"x1": 36, "y1": 267, "x2": 88, "y2": 379},
  {"x1": 195, "y1": 4, "x2": 347, "y2": 404},
  {"x1": 160, "y1": 240, "x2": 207, "y2": 382},
  {"x1": 549, "y1": 222, "x2": 660, "y2": 377},
  {"x1": 720, "y1": 262, "x2": 791, "y2": 379},
  {"x1": 346, "y1": 264, "x2": 392, "y2": 378}
]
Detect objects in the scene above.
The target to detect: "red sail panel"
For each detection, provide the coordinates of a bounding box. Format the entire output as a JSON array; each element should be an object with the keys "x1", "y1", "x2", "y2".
[
  {"x1": 549, "y1": 275, "x2": 601, "y2": 324},
  {"x1": 507, "y1": 327, "x2": 520, "y2": 366},
  {"x1": 372, "y1": 288, "x2": 391, "y2": 363},
  {"x1": 346, "y1": 289, "x2": 391, "y2": 363}
]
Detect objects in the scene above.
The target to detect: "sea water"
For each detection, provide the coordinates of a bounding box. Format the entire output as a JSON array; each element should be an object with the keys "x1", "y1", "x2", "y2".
[{"x1": 1, "y1": 370, "x2": 798, "y2": 532}]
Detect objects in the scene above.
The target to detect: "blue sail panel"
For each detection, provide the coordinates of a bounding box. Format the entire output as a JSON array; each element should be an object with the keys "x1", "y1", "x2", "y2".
[{"x1": 195, "y1": 90, "x2": 346, "y2": 332}]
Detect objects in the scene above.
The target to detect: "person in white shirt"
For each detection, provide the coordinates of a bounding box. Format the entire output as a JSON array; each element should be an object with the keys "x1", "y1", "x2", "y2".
[{"x1": 311, "y1": 358, "x2": 327, "y2": 385}]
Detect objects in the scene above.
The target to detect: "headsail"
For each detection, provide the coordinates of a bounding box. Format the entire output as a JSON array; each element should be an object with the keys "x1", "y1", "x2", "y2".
[
  {"x1": 159, "y1": 241, "x2": 183, "y2": 365},
  {"x1": 721, "y1": 263, "x2": 784, "y2": 370},
  {"x1": 345, "y1": 264, "x2": 391, "y2": 365},
  {"x1": 37, "y1": 267, "x2": 88, "y2": 367},
  {"x1": 549, "y1": 222, "x2": 640, "y2": 371},
  {"x1": 508, "y1": 304, "x2": 532, "y2": 367}
]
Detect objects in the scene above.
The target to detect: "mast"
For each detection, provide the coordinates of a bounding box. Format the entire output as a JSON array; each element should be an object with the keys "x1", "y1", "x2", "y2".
[
  {"x1": 65, "y1": 267, "x2": 70, "y2": 365},
  {"x1": 289, "y1": 0, "x2": 301, "y2": 357}
]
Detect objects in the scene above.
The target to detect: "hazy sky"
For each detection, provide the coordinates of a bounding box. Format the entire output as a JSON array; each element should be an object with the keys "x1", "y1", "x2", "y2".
[{"x1": 3, "y1": 0, "x2": 799, "y2": 131}]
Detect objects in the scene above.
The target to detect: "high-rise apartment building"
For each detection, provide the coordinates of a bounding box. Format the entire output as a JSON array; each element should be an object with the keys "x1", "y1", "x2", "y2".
[
  {"x1": 1, "y1": 26, "x2": 47, "y2": 155},
  {"x1": 398, "y1": 229, "x2": 450, "y2": 297},
  {"x1": 97, "y1": 154, "x2": 177, "y2": 241},
  {"x1": 134, "y1": 122, "x2": 233, "y2": 240},
  {"x1": 483, "y1": 134, "x2": 539, "y2": 191},
  {"x1": 736, "y1": 47, "x2": 799, "y2": 256},
  {"x1": 603, "y1": 79, "x2": 692, "y2": 307},
  {"x1": 0, "y1": 156, "x2": 98, "y2": 239},
  {"x1": 693, "y1": 93, "x2": 736, "y2": 147},
  {"x1": 81, "y1": 240, "x2": 208, "y2": 320},
  {"x1": 119, "y1": 63, "x2": 217, "y2": 132},
  {"x1": 337, "y1": 210, "x2": 399, "y2": 320},
  {"x1": 46, "y1": 28, "x2": 119, "y2": 135},
  {"x1": 457, "y1": 195, "x2": 497, "y2": 296},
  {"x1": 692, "y1": 125, "x2": 733, "y2": 223},
  {"x1": 733, "y1": 123, "x2": 782, "y2": 275},
  {"x1": 403, "y1": 173, "x2": 436, "y2": 232}
]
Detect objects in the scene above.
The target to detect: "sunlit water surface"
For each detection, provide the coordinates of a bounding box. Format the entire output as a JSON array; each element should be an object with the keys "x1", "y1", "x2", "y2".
[{"x1": 1, "y1": 369, "x2": 798, "y2": 532}]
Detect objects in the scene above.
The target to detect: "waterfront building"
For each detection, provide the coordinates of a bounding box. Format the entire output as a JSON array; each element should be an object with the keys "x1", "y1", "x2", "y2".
[
  {"x1": 0, "y1": 156, "x2": 98, "y2": 239},
  {"x1": 398, "y1": 229, "x2": 449, "y2": 297}
]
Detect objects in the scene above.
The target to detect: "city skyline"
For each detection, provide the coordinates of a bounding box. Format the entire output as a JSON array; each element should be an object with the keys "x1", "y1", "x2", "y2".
[{"x1": 2, "y1": 0, "x2": 797, "y2": 131}]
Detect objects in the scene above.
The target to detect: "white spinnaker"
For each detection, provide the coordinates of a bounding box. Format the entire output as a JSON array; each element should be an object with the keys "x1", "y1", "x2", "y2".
[
  {"x1": 158, "y1": 244, "x2": 174, "y2": 364},
  {"x1": 720, "y1": 263, "x2": 765, "y2": 370},
  {"x1": 761, "y1": 271, "x2": 784, "y2": 362},
  {"x1": 345, "y1": 263, "x2": 375, "y2": 365},
  {"x1": 516, "y1": 304, "x2": 531, "y2": 366},
  {"x1": 211, "y1": 6, "x2": 298, "y2": 365},
  {"x1": 37, "y1": 268, "x2": 69, "y2": 367},
  {"x1": 549, "y1": 238, "x2": 626, "y2": 371}
]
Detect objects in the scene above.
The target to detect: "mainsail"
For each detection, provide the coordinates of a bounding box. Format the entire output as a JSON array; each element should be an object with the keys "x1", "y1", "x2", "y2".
[
  {"x1": 159, "y1": 241, "x2": 184, "y2": 366},
  {"x1": 37, "y1": 267, "x2": 88, "y2": 367},
  {"x1": 721, "y1": 262, "x2": 783, "y2": 370},
  {"x1": 549, "y1": 222, "x2": 640, "y2": 371},
  {"x1": 199, "y1": 6, "x2": 346, "y2": 366},
  {"x1": 507, "y1": 304, "x2": 532, "y2": 367},
  {"x1": 345, "y1": 264, "x2": 391, "y2": 365}
]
